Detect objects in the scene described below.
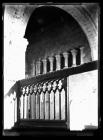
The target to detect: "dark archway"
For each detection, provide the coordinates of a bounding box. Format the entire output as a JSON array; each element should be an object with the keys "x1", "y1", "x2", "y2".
[{"x1": 24, "y1": 6, "x2": 92, "y2": 77}]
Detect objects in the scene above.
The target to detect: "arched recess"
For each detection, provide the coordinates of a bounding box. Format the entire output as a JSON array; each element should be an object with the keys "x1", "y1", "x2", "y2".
[
  {"x1": 39, "y1": 4, "x2": 98, "y2": 61},
  {"x1": 24, "y1": 5, "x2": 98, "y2": 77}
]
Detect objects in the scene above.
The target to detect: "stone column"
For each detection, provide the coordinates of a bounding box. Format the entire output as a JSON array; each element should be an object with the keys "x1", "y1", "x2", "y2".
[
  {"x1": 31, "y1": 61, "x2": 36, "y2": 76},
  {"x1": 55, "y1": 54, "x2": 61, "y2": 71},
  {"x1": 80, "y1": 46, "x2": 85, "y2": 65},
  {"x1": 63, "y1": 52, "x2": 69, "y2": 68},
  {"x1": 36, "y1": 60, "x2": 41, "y2": 76},
  {"x1": 48, "y1": 56, "x2": 54, "y2": 72},
  {"x1": 42, "y1": 58, "x2": 47, "y2": 74},
  {"x1": 71, "y1": 49, "x2": 78, "y2": 67}
]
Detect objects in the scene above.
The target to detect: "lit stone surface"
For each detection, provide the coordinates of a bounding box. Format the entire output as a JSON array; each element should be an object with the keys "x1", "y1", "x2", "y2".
[
  {"x1": 31, "y1": 94, "x2": 36, "y2": 119},
  {"x1": 4, "y1": 95, "x2": 15, "y2": 129},
  {"x1": 55, "y1": 54, "x2": 61, "y2": 70},
  {"x1": 55, "y1": 89, "x2": 60, "y2": 120},
  {"x1": 80, "y1": 46, "x2": 85, "y2": 64},
  {"x1": 48, "y1": 56, "x2": 54, "y2": 72},
  {"x1": 71, "y1": 49, "x2": 78, "y2": 67},
  {"x1": 20, "y1": 95, "x2": 23, "y2": 119},
  {"x1": 36, "y1": 93, "x2": 40, "y2": 119},
  {"x1": 4, "y1": 6, "x2": 28, "y2": 96},
  {"x1": 42, "y1": 59, "x2": 47, "y2": 74},
  {"x1": 61, "y1": 88, "x2": 65, "y2": 120},
  {"x1": 40, "y1": 92, "x2": 45, "y2": 119},
  {"x1": 68, "y1": 70, "x2": 98, "y2": 130},
  {"x1": 50, "y1": 90, "x2": 54, "y2": 120},
  {"x1": 63, "y1": 52, "x2": 69, "y2": 68}
]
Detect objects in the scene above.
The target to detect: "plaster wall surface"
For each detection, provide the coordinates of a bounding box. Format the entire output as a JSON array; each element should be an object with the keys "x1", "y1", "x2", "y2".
[{"x1": 68, "y1": 69, "x2": 98, "y2": 130}]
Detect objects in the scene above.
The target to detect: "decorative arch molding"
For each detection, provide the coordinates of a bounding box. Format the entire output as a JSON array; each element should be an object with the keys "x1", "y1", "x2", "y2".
[{"x1": 25, "y1": 4, "x2": 98, "y2": 61}]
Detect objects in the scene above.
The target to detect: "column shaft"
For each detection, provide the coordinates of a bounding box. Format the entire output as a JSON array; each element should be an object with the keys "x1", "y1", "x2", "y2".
[
  {"x1": 55, "y1": 54, "x2": 61, "y2": 71},
  {"x1": 71, "y1": 49, "x2": 78, "y2": 67},
  {"x1": 80, "y1": 47, "x2": 85, "y2": 65},
  {"x1": 42, "y1": 59, "x2": 47, "y2": 74},
  {"x1": 63, "y1": 52, "x2": 69, "y2": 68},
  {"x1": 48, "y1": 56, "x2": 54, "y2": 72},
  {"x1": 36, "y1": 60, "x2": 41, "y2": 75}
]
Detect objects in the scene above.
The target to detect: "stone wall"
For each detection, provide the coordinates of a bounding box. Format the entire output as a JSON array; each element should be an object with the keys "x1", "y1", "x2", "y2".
[{"x1": 68, "y1": 69, "x2": 98, "y2": 130}]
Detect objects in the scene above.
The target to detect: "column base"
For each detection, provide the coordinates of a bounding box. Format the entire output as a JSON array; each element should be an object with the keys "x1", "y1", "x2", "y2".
[
  {"x1": 49, "y1": 70, "x2": 53, "y2": 73},
  {"x1": 63, "y1": 66, "x2": 68, "y2": 69},
  {"x1": 72, "y1": 64, "x2": 77, "y2": 67},
  {"x1": 56, "y1": 69, "x2": 60, "y2": 71}
]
